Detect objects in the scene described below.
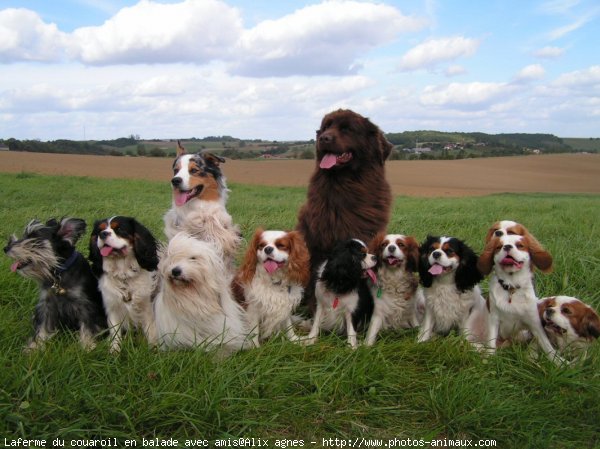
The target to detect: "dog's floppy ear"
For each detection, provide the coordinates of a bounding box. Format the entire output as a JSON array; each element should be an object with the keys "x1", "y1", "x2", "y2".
[
  {"x1": 177, "y1": 140, "x2": 186, "y2": 156},
  {"x1": 286, "y1": 230, "x2": 311, "y2": 287},
  {"x1": 418, "y1": 236, "x2": 435, "y2": 288},
  {"x1": 403, "y1": 236, "x2": 420, "y2": 273},
  {"x1": 236, "y1": 228, "x2": 263, "y2": 285},
  {"x1": 132, "y1": 219, "x2": 159, "y2": 271},
  {"x1": 378, "y1": 133, "x2": 393, "y2": 163},
  {"x1": 577, "y1": 305, "x2": 600, "y2": 340},
  {"x1": 526, "y1": 235, "x2": 553, "y2": 273},
  {"x1": 369, "y1": 232, "x2": 386, "y2": 262},
  {"x1": 477, "y1": 237, "x2": 498, "y2": 275},
  {"x1": 88, "y1": 221, "x2": 104, "y2": 277},
  {"x1": 455, "y1": 240, "x2": 483, "y2": 292},
  {"x1": 57, "y1": 217, "x2": 87, "y2": 245}
]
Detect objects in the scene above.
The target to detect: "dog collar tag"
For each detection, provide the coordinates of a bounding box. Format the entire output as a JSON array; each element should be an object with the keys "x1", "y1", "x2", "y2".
[
  {"x1": 376, "y1": 286, "x2": 383, "y2": 299},
  {"x1": 333, "y1": 297, "x2": 339, "y2": 309}
]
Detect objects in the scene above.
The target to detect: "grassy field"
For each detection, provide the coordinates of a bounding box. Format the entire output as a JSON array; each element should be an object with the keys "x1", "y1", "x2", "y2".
[{"x1": 0, "y1": 172, "x2": 599, "y2": 448}]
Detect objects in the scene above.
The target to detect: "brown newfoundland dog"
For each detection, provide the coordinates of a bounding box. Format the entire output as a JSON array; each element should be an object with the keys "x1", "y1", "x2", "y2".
[{"x1": 296, "y1": 109, "x2": 393, "y2": 312}]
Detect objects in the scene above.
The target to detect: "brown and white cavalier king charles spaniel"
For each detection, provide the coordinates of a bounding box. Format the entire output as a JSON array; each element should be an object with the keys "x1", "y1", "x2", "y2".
[
  {"x1": 365, "y1": 232, "x2": 423, "y2": 346},
  {"x1": 538, "y1": 296, "x2": 600, "y2": 355},
  {"x1": 235, "y1": 229, "x2": 310, "y2": 346}
]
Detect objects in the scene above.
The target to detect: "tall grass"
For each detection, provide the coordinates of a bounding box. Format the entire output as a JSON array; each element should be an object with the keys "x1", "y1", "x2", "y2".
[{"x1": 0, "y1": 173, "x2": 598, "y2": 448}]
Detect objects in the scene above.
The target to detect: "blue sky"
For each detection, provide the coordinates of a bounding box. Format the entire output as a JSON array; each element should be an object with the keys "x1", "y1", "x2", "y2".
[{"x1": 1, "y1": 0, "x2": 599, "y2": 141}]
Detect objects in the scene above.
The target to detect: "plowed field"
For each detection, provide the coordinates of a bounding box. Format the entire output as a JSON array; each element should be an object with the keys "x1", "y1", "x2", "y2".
[{"x1": 1, "y1": 151, "x2": 598, "y2": 197}]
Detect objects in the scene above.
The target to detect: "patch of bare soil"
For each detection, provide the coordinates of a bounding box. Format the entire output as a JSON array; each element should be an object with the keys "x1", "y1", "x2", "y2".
[{"x1": 1, "y1": 151, "x2": 598, "y2": 197}]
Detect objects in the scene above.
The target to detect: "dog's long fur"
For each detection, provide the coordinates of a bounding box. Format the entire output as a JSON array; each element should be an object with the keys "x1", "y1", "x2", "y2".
[
  {"x1": 417, "y1": 236, "x2": 488, "y2": 346},
  {"x1": 365, "y1": 233, "x2": 422, "y2": 346},
  {"x1": 163, "y1": 141, "x2": 241, "y2": 270},
  {"x1": 4, "y1": 218, "x2": 106, "y2": 350},
  {"x1": 89, "y1": 216, "x2": 160, "y2": 352},
  {"x1": 296, "y1": 109, "x2": 392, "y2": 313},
  {"x1": 235, "y1": 229, "x2": 310, "y2": 346},
  {"x1": 305, "y1": 239, "x2": 377, "y2": 349},
  {"x1": 154, "y1": 232, "x2": 249, "y2": 354},
  {"x1": 478, "y1": 232, "x2": 562, "y2": 362}
]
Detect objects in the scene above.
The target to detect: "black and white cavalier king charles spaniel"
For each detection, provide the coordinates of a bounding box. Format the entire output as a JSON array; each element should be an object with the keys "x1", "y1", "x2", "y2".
[
  {"x1": 477, "y1": 231, "x2": 561, "y2": 361},
  {"x1": 234, "y1": 229, "x2": 310, "y2": 346},
  {"x1": 89, "y1": 216, "x2": 160, "y2": 353},
  {"x1": 364, "y1": 232, "x2": 423, "y2": 346},
  {"x1": 305, "y1": 239, "x2": 377, "y2": 349},
  {"x1": 538, "y1": 296, "x2": 600, "y2": 356},
  {"x1": 154, "y1": 232, "x2": 249, "y2": 355},
  {"x1": 163, "y1": 141, "x2": 241, "y2": 270},
  {"x1": 417, "y1": 235, "x2": 488, "y2": 347},
  {"x1": 4, "y1": 218, "x2": 106, "y2": 351}
]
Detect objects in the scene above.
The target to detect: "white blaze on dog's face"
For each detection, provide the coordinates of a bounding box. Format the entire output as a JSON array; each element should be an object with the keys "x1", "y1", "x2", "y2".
[
  {"x1": 257, "y1": 230, "x2": 290, "y2": 274},
  {"x1": 493, "y1": 234, "x2": 529, "y2": 274},
  {"x1": 427, "y1": 237, "x2": 459, "y2": 276}
]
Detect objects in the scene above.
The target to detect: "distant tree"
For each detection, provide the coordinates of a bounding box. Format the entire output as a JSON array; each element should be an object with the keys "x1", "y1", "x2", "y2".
[{"x1": 137, "y1": 144, "x2": 146, "y2": 156}]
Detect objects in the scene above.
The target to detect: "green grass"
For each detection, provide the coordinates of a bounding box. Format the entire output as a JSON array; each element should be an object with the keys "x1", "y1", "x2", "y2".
[{"x1": 0, "y1": 172, "x2": 599, "y2": 448}]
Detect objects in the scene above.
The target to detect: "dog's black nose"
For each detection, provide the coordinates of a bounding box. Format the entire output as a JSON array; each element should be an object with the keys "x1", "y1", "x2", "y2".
[
  {"x1": 432, "y1": 250, "x2": 442, "y2": 259},
  {"x1": 171, "y1": 177, "x2": 182, "y2": 188},
  {"x1": 3, "y1": 245, "x2": 9, "y2": 254},
  {"x1": 494, "y1": 230, "x2": 504, "y2": 237},
  {"x1": 503, "y1": 244, "x2": 513, "y2": 251},
  {"x1": 264, "y1": 246, "x2": 274, "y2": 255},
  {"x1": 99, "y1": 230, "x2": 110, "y2": 239},
  {"x1": 546, "y1": 308, "x2": 555, "y2": 317},
  {"x1": 171, "y1": 267, "x2": 182, "y2": 277},
  {"x1": 388, "y1": 245, "x2": 397, "y2": 253}
]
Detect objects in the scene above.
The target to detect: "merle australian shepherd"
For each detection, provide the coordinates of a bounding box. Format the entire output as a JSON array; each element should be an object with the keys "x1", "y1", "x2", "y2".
[{"x1": 296, "y1": 109, "x2": 393, "y2": 313}]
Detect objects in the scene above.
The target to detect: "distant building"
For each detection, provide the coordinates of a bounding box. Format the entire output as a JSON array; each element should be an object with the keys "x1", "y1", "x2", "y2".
[{"x1": 0, "y1": 145, "x2": 9, "y2": 151}]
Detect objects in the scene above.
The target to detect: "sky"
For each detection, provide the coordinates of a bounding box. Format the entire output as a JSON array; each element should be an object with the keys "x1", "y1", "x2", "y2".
[{"x1": 1, "y1": 0, "x2": 599, "y2": 141}]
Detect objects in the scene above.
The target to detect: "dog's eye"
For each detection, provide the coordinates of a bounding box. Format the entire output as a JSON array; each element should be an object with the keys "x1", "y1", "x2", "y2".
[
  {"x1": 276, "y1": 243, "x2": 288, "y2": 251},
  {"x1": 190, "y1": 256, "x2": 196, "y2": 261},
  {"x1": 561, "y1": 307, "x2": 572, "y2": 315},
  {"x1": 397, "y1": 242, "x2": 405, "y2": 248},
  {"x1": 516, "y1": 243, "x2": 524, "y2": 250},
  {"x1": 446, "y1": 249, "x2": 454, "y2": 255}
]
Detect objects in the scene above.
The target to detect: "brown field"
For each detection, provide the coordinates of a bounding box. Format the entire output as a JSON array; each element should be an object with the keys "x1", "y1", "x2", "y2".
[{"x1": 1, "y1": 151, "x2": 599, "y2": 197}]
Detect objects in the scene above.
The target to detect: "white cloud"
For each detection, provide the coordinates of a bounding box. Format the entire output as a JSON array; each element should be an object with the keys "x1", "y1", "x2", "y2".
[
  {"x1": 534, "y1": 46, "x2": 565, "y2": 58},
  {"x1": 445, "y1": 64, "x2": 467, "y2": 77},
  {"x1": 233, "y1": 1, "x2": 428, "y2": 76},
  {"x1": 553, "y1": 65, "x2": 600, "y2": 89},
  {"x1": 420, "y1": 81, "x2": 515, "y2": 109},
  {"x1": 515, "y1": 64, "x2": 546, "y2": 82},
  {"x1": 0, "y1": 8, "x2": 67, "y2": 62},
  {"x1": 398, "y1": 36, "x2": 479, "y2": 71},
  {"x1": 69, "y1": 0, "x2": 243, "y2": 65},
  {"x1": 538, "y1": 0, "x2": 580, "y2": 15}
]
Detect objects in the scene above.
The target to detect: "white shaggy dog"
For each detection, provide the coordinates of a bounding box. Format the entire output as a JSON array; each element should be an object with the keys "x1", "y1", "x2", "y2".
[{"x1": 154, "y1": 232, "x2": 249, "y2": 354}]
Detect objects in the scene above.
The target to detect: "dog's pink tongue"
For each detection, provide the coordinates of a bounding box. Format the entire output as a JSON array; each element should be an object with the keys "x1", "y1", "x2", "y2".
[
  {"x1": 10, "y1": 262, "x2": 19, "y2": 273},
  {"x1": 366, "y1": 269, "x2": 377, "y2": 284},
  {"x1": 174, "y1": 191, "x2": 189, "y2": 207},
  {"x1": 263, "y1": 260, "x2": 280, "y2": 274},
  {"x1": 100, "y1": 246, "x2": 113, "y2": 257},
  {"x1": 320, "y1": 154, "x2": 338, "y2": 169},
  {"x1": 429, "y1": 264, "x2": 444, "y2": 276}
]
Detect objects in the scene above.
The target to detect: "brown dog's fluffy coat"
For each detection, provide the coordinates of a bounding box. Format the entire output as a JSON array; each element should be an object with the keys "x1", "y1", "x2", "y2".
[{"x1": 296, "y1": 109, "x2": 392, "y2": 311}]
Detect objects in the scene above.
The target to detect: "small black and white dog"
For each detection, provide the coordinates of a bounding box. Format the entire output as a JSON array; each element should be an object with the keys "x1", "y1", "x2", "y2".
[
  {"x1": 4, "y1": 218, "x2": 107, "y2": 350},
  {"x1": 89, "y1": 216, "x2": 160, "y2": 353},
  {"x1": 305, "y1": 239, "x2": 377, "y2": 348},
  {"x1": 417, "y1": 235, "x2": 488, "y2": 347}
]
